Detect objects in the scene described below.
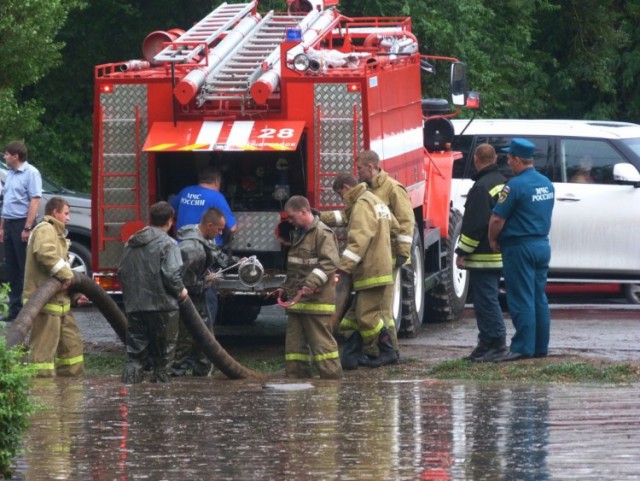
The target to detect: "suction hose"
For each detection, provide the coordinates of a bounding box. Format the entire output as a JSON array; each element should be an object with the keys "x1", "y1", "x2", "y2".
[{"x1": 5, "y1": 272, "x2": 264, "y2": 380}]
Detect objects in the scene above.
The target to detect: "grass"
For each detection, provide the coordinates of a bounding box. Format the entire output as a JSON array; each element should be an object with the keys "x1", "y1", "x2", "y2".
[
  {"x1": 84, "y1": 351, "x2": 640, "y2": 383},
  {"x1": 426, "y1": 358, "x2": 640, "y2": 384}
]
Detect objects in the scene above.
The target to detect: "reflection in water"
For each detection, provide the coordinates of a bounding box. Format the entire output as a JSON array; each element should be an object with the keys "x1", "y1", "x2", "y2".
[{"x1": 11, "y1": 378, "x2": 640, "y2": 480}]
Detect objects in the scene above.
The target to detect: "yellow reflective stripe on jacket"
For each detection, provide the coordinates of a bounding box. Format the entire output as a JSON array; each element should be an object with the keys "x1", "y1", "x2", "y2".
[
  {"x1": 31, "y1": 362, "x2": 55, "y2": 371},
  {"x1": 287, "y1": 303, "x2": 335, "y2": 313},
  {"x1": 314, "y1": 350, "x2": 339, "y2": 362},
  {"x1": 465, "y1": 252, "x2": 503, "y2": 269},
  {"x1": 56, "y1": 355, "x2": 84, "y2": 366},
  {"x1": 353, "y1": 274, "x2": 393, "y2": 289},
  {"x1": 286, "y1": 353, "x2": 311, "y2": 362},
  {"x1": 459, "y1": 234, "x2": 480, "y2": 251},
  {"x1": 23, "y1": 298, "x2": 71, "y2": 314}
]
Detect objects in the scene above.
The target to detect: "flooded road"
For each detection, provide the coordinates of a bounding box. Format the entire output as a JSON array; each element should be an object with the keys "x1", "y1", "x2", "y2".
[{"x1": 12, "y1": 377, "x2": 640, "y2": 480}]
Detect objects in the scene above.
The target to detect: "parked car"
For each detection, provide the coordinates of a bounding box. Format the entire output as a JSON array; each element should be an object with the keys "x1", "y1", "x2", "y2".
[
  {"x1": 450, "y1": 119, "x2": 640, "y2": 304},
  {"x1": 0, "y1": 161, "x2": 91, "y2": 282}
]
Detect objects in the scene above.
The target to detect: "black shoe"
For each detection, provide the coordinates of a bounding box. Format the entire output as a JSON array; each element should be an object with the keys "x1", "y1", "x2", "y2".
[
  {"x1": 473, "y1": 337, "x2": 508, "y2": 363},
  {"x1": 340, "y1": 332, "x2": 363, "y2": 370},
  {"x1": 493, "y1": 351, "x2": 531, "y2": 363},
  {"x1": 533, "y1": 352, "x2": 548, "y2": 358},
  {"x1": 364, "y1": 328, "x2": 399, "y2": 368},
  {"x1": 463, "y1": 339, "x2": 491, "y2": 361}
]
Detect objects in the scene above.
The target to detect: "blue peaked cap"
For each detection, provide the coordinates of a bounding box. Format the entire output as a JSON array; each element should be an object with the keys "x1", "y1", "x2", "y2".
[{"x1": 502, "y1": 138, "x2": 535, "y2": 159}]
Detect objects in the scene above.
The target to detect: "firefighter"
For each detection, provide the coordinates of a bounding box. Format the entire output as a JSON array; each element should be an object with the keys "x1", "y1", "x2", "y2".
[
  {"x1": 24, "y1": 197, "x2": 86, "y2": 377},
  {"x1": 172, "y1": 207, "x2": 226, "y2": 377},
  {"x1": 455, "y1": 144, "x2": 508, "y2": 362},
  {"x1": 278, "y1": 195, "x2": 342, "y2": 379},
  {"x1": 332, "y1": 174, "x2": 398, "y2": 370},
  {"x1": 118, "y1": 201, "x2": 187, "y2": 383},
  {"x1": 356, "y1": 149, "x2": 416, "y2": 358}
]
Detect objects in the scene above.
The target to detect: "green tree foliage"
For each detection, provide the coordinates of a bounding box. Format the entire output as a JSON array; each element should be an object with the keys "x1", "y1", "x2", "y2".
[{"x1": 0, "y1": 0, "x2": 83, "y2": 142}]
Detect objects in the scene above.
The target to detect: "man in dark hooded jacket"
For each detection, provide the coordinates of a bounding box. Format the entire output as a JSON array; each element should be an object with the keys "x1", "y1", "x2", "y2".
[
  {"x1": 172, "y1": 208, "x2": 226, "y2": 376},
  {"x1": 118, "y1": 201, "x2": 187, "y2": 384}
]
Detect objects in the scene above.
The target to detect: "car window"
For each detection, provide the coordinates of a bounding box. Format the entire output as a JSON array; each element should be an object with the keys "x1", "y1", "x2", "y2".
[
  {"x1": 463, "y1": 136, "x2": 553, "y2": 181},
  {"x1": 452, "y1": 134, "x2": 475, "y2": 179},
  {"x1": 560, "y1": 139, "x2": 630, "y2": 184}
]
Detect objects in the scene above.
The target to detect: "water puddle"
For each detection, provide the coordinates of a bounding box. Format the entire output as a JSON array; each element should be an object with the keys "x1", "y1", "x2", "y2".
[{"x1": 10, "y1": 377, "x2": 640, "y2": 480}]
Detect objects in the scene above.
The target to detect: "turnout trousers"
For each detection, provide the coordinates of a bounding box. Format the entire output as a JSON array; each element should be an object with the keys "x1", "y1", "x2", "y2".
[
  {"x1": 502, "y1": 239, "x2": 551, "y2": 356},
  {"x1": 173, "y1": 294, "x2": 212, "y2": 376},
  {"x1": 338, "y1": 285, "x2": 387, "y2": 357},
  {"x1": 28, "y1": 311, "x2": 84, "y2": 377},
  {"x1": 379, "y1": 268, "x2": 400, "y2": 352},
  {"x1": 285, "y1": 312, "x2": 342, "y2": 379}
]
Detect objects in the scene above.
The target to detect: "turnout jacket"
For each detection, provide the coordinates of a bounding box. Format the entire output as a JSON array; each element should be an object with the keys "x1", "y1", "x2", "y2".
[
  {"x1": 338, "y1": 183, "x2": 396, "y2": 290},
  {"x1": 370, "y1": 171, "x2": 415, "y2": 258},
  {"x1": 23, "y1": 215, "x2": 74, "y2": 312},
  {"x1": 455, "y1": 163, "x2": 506, "y2": 269},
  {"x1": 118, "y1": 226, "x2": 185, "y2": 313},
  {"x1": 283, "y1": 217, "x2": 339, "y2": 315}
]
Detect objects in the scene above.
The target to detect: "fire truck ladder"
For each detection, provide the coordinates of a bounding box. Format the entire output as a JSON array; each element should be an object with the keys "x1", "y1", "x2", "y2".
[
  {"x1": 153, "y1": 2, "x2": 257, "y2": 63},
  {"x1": 199, "y1": 11, "x2": 311, "y2": 102}
]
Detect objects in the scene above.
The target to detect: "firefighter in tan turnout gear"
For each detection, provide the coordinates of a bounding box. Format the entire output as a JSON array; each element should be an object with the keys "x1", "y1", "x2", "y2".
[
  {"x1": 356, "y1": 149, "x2": 416, "y2": 356},
  {"x1": 278, "y1": 195, "x2": 342, "y2": 379},
  {"x1": 332, "y1": 174, "x2": 399, "y2": 370},
  {"x1": 24, "y1": 197, "x2": 86, "y2": 377}
]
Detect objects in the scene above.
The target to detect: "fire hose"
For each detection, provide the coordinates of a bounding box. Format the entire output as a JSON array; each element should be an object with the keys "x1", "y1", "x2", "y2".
[{"x1": 5, "y1": 272, "x2": 264, "y2": 380}]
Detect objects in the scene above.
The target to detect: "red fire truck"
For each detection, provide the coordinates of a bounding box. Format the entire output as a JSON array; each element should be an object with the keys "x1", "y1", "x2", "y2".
[{"x1": 92, "y1": 0, "x2": 474, "y2": 335}]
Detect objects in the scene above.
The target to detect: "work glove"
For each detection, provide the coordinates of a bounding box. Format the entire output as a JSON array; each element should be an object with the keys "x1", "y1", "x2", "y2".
[{"x1": 395, "y1": 255, "x2": 408, "y2": 268}]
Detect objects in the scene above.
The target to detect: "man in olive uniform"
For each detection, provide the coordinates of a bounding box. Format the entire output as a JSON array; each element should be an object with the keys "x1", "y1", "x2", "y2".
[
  {"x1": 279, "y1": 195, "x2": 342, "y2": 379},
  {"x1": 356, "y1": 149, "x2": 415, "y2": 356},
  {"x1": 332, "y1": 174, "x2": 398, "y2": 370},
  {"x1": 172, "y1": 207, "x2": 226, "y2": 377},
  {"x1": 24, "y1": 197, "x2": 85, "y2": 377},
  {"x1": 118, "y1": 201, "x2": 187, "y2": 383}
]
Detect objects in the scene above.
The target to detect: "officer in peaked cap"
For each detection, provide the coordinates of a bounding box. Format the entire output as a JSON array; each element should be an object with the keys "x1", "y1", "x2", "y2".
[{"x1": 487, "y1": 138, "x2": 555, "y2": 362}]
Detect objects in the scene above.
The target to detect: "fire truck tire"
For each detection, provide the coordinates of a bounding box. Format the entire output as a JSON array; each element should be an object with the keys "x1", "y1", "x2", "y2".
[
  {"x1": 216, "y1": 299, "x2": 262, "y2": 324},
  {"x1": 424, "y1": 209, "x2": 469, "y2": 323},
  {"x1": 398, "y1": 226, "x2": 424, "y2": 338},
  {"x1": 623, "y1": 283, "x2": 640, "y2": 304}
]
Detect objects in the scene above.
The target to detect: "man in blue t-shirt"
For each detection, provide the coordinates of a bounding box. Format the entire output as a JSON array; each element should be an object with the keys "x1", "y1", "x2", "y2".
[
  {"x1": 488, "y1": 138, "x2": 555, "y2": 362},
  {"x1": 171, "y1": 167, "x2": 237, "y2": 245},
  {"x1": 171, "y1": 167, "x2": 237, "y2": 323}
]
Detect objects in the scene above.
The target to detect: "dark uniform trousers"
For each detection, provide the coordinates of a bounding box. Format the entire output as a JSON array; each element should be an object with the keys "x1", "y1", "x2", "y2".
[
  {"x1": 285, "y1": 312, "x2": 342, "y2": 379},
  {"x1": 3, "y1": 218, "x2": 28, "y2": 319}
]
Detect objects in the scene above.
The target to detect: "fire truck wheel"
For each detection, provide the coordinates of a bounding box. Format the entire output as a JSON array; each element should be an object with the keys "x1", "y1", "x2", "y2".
[
  {"x1": 424, "y1": 209, "x2": 469, "y2": 323},
  {"x1": 216, "y1": 299, "x2": 262, "y2": 324},
  {"x1": 398, "y1": 226, "x2": 424, "y2": 338}
]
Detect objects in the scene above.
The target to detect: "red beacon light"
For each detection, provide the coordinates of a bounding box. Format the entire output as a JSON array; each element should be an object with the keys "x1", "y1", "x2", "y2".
[
  {"x1": 100, "y1": 84, "x2": 114, "y2": 94},
  {"x1": 347, "y1": 83, "x2": 361, "y2": 93}
]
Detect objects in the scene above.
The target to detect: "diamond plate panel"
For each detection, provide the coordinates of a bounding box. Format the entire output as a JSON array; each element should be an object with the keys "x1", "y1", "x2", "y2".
[
  {"x1": 313, "y1": 83, "x2": 364, "y2": 208},
  {"x1": 99, "y1": 84, "x2": 150, "y2": 268},
  {"x1": 231, "y1": 212, "x2": 282, "y2": 252}
]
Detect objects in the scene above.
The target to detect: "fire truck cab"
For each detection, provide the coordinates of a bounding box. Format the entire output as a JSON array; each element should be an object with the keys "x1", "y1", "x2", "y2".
[{"x1": 92, "y1": 0, "x2": 472, "y2": 335}]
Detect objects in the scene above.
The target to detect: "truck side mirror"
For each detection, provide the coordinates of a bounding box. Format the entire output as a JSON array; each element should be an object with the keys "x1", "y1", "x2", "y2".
[{"x1": 450, "y1": 62, "x2": 467, "y2": 107}]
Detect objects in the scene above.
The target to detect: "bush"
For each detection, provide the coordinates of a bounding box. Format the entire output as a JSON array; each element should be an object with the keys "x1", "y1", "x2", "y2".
[{"x1": 0, "y1": 340, "x2": 33, "y2": 479}]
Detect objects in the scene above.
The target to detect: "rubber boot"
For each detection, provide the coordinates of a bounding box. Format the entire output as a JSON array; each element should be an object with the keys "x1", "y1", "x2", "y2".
[
  {"x1": 463, "y1": 337, "x2": 491, "y2": 361},
  {"x1": 340, "y1": 332, "x2": 363, "y2": 371},
  {"x1": 474, "y1": 337, "x2": 508, "y2": 363},
  {"x1": 361, "y1": 328, "x2": 399, "y2": 368}
]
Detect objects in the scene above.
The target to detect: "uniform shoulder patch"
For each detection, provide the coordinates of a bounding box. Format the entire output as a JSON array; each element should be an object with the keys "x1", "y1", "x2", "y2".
[{"x1": 498, "y1": 185, "x2": 511, "y2": 203}]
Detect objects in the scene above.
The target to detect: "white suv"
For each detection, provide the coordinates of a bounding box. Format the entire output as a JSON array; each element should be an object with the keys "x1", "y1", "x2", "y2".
[
  {"x1": 0, "y1": 161, "x2": 92, "y2": 281},
  {"x1": 450, "y1": 119, "x2": 640, "y2": 303}
]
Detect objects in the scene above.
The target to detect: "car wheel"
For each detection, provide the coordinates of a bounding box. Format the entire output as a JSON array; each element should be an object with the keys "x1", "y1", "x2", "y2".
[
  {"x1": 68, "y1": 242, "x2": 92, "y2": 277},
  {"x1": 623, "y1": 284, "x2": 640, "y2": 304}
]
